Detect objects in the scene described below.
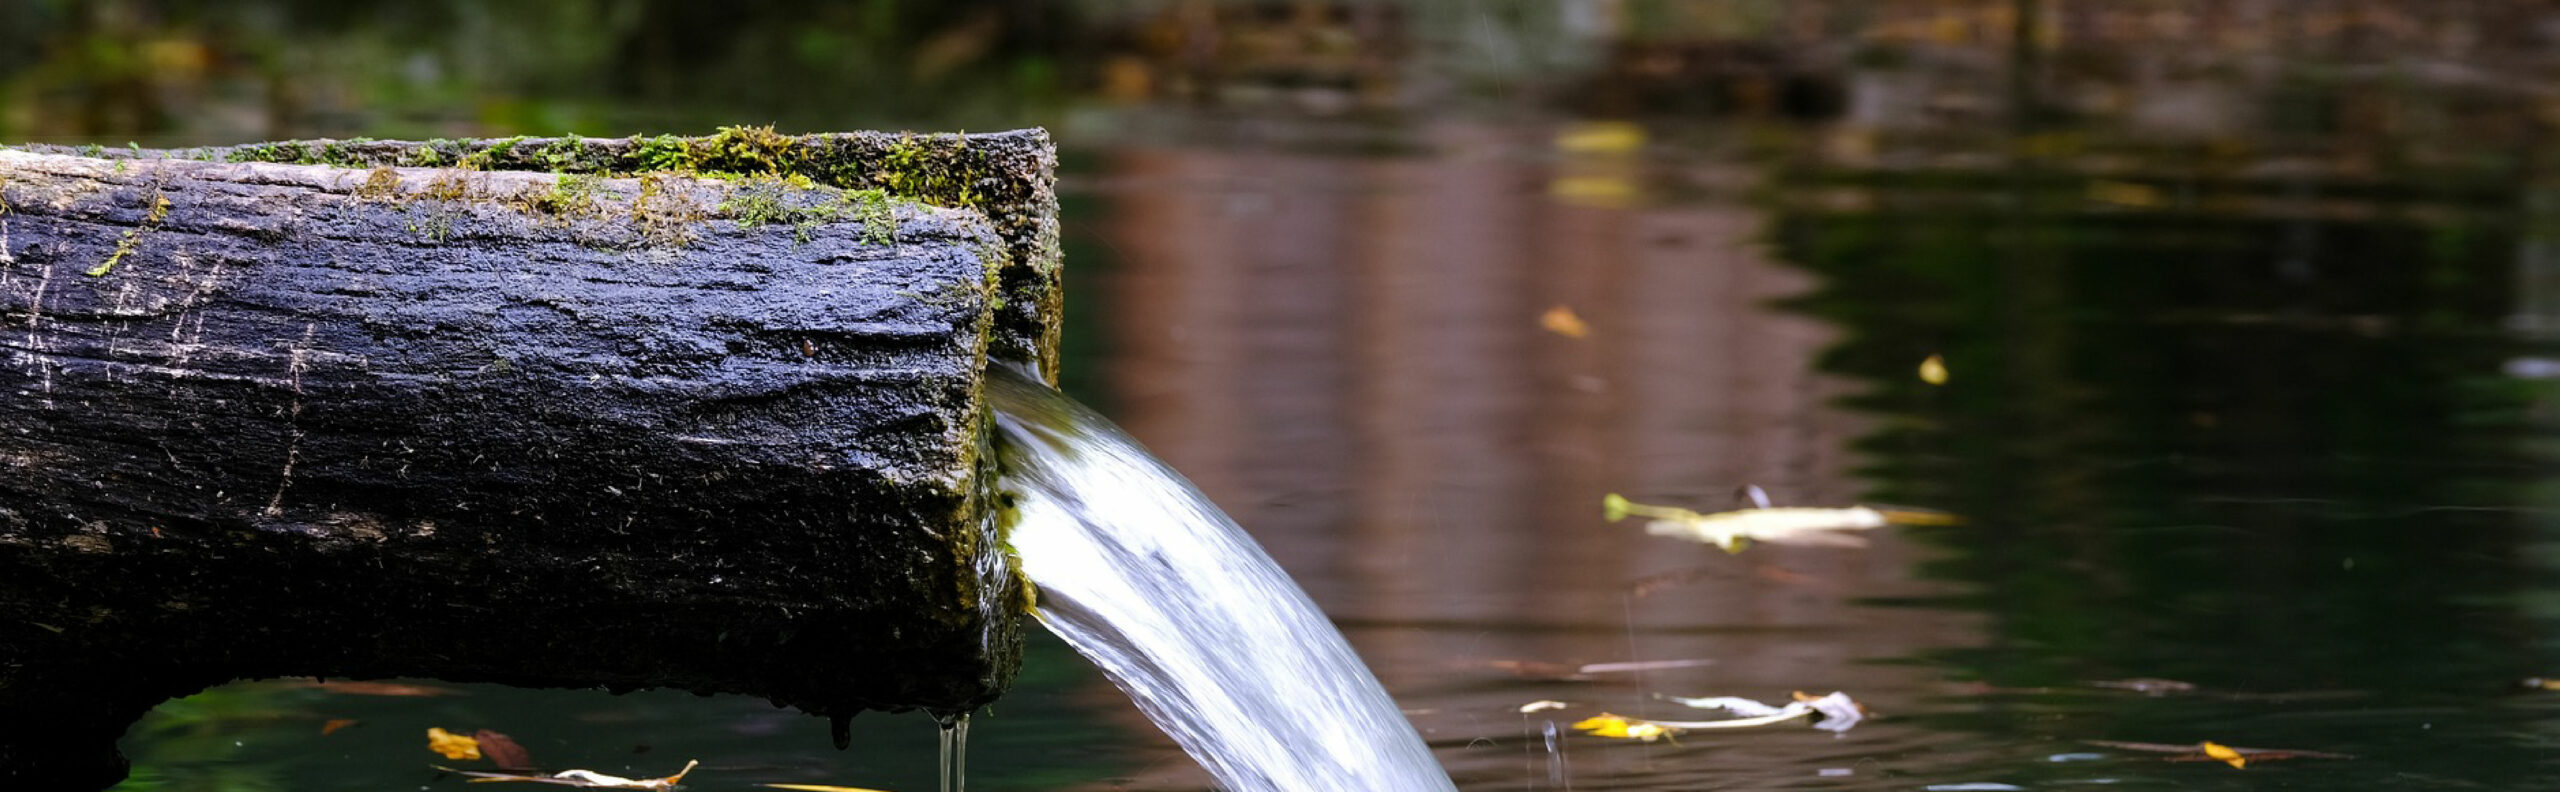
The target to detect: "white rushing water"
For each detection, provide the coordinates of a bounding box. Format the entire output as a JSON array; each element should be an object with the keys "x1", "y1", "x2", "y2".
[{"x1": 989, "y1": 368, "x2": 1457, "y2": 792}]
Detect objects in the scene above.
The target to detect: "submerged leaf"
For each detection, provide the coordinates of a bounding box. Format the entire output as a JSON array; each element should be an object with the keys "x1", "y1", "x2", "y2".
[
  {"x1": 1919, "y1": 353, "x2": 1949, "y2": 385},
  {"x1": 1540, "y1": 306, "x2": 1591, "y2": 339},
  {"x1": 428, "y1": 727, "x2": 482, "y2": 761},
  {"x1": 320, "y1": 718, "x2": 357, "y2": 736}
]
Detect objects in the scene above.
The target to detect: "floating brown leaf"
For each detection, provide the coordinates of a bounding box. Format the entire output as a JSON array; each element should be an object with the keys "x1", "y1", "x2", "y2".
[
  {"x1": 320, "y1": 718, "x2": 358, "y2": 736},
  {"x1": 475, "y1": 729, "x2": 535, "y2": 772}
]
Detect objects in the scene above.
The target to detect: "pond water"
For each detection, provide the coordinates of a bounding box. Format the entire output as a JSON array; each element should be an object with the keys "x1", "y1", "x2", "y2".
[{"x1": 14, "y1": 2, "x2": 2560, "y2": 790}]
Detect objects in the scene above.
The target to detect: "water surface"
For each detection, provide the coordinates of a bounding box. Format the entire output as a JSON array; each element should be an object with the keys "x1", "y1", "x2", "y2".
[{"x1": 33, "y1": 3, "x2": 2560, "y2": 789}]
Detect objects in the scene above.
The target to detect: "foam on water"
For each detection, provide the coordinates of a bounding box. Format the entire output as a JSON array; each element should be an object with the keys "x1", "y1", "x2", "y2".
[{"x1": 989, "y1": 368, "x2": 1456, "y2": 792}]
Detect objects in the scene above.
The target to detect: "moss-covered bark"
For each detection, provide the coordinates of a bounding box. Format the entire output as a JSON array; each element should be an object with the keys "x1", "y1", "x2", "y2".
[
  {"x1": 0, "y1": 131, "x2": 1056, "y2": 790},
  {"x1": 20, "y1": 127, "x2": 1064, "y2": 376}
]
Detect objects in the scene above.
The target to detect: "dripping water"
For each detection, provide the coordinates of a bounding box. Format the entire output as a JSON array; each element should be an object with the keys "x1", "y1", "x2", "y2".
[{"x1": 988, "y1": 367, "x2": 1456, "y2": 792}]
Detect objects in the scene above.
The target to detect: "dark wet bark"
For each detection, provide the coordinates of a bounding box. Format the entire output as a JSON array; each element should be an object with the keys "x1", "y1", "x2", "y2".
[{"x1": 0, "y1": 135, "x2": 1048, "y2": 789}]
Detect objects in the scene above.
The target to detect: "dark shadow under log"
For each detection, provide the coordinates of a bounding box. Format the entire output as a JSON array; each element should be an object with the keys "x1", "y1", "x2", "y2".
[{"x1": 0, "y1": 131, "x2": 1056, "y2": 789}]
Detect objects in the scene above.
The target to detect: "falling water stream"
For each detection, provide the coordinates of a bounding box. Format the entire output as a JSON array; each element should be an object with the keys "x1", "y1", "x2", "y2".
[
  {"x1": 936, "y1": 715, "x2": 968, "y2": 792},
  {"x1": 988, "y1": 368, "x2": 1458, "y2": 792}
]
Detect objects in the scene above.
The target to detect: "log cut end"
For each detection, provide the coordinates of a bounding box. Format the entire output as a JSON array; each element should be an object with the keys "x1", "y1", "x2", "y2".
[{"x1": 0, "y1": 131, "x2": 1056, "y2": 789}]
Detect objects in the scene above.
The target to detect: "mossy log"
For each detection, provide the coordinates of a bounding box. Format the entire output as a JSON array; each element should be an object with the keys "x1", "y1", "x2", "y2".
[{"x1": 0, "y1": 130, "x2": 1056, "y2": 790}]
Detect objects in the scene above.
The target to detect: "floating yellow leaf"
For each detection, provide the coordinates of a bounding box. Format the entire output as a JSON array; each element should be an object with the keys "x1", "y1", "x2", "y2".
[
  {"x1": 764, "y1": 785, "x2": 894, "y2": 792},
  {"x1": 1919, "y1": 353, "x2": 1949, "y2": 385},
  {"x1": 1540, "y1": 306, "x2": 1590, "y2": 339},
  {"x1": 2201, "y1": 741, "x2": 2245, "y2": 769},
  {"x1": 1571, "y1": 714, "x2": 1679, "y2": 742},
  {"x1": 427, "y1": 727, "x2": 481, "y2": 761}
]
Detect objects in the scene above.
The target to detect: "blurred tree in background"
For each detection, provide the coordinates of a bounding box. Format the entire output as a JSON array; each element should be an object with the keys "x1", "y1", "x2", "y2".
[{"x1": 0, "y1": 0, "x2": 1086, "y2": 143}]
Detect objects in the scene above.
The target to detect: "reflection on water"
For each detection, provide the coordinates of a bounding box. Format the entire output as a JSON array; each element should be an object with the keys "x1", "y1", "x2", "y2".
[
  {"x1": 27, "y1": 1, "x2": 2560, "y2": 789},
  {"x1": 1089, "y1": 125, "x2": 1982, "y2": 789}
]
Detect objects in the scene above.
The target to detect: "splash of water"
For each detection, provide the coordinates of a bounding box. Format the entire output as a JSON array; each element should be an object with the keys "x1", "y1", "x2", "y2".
[{"x1": 989, "y1": 368, "x2": 1457, "y2": 792}]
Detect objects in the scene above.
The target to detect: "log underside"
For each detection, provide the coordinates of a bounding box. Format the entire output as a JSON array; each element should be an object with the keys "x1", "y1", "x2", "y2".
[{"x1": 0, "y1": 132, "x2": 1055, "y2": 788}]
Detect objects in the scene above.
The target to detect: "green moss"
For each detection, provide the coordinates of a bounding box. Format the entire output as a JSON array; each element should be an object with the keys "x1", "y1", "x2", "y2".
[
  {"x1": 848, "y1": 188, "x2": 897, "y2": 245},
  {"x1": 403, "y1": 140, "x2": 458, "y2": 168},
  {"x1": 407, "y1": 171, "x2": 475, "y2": 241},
  {"x1": 536, "y1": 138, "x2": 591, "y2": 171},
  {"x1": 716, "y1": 177, "x2": 901, "y2": 246},
  {"x1": 632, "y1": 171, "x2": 705, "y2": 248},
  {"x1": 633, "y1": 134, "x2": 693, "y2": 172},
  {"x1": 525, "y1": 172, "x2": 603, "y2": 224},
  {"x1": 88, "y1": 191, "x2": 172, "y2": 278},
  {"x1": 461, "y1": 136, "x2": 530, "y2": 170},
  {"x1": 873, "y1": 134, "x2": 984, "y2": 208},
  {"x1": 718, "y1": 176, "x2": 796, "y2": 229},
  {"x1": 138, "y1": 132, "x2": 1034, "y2": 260},
  {"x1": 693, "y1": 125, "x2": 799, "y2": 176},
  {"x1": 354, "y1": 166, "x2": 403, "y2": 202}
]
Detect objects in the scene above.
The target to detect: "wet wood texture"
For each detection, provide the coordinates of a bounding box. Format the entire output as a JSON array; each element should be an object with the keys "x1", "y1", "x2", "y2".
[{"x1": 0, "y1": 134, "x2": 1053, "y2": 789}]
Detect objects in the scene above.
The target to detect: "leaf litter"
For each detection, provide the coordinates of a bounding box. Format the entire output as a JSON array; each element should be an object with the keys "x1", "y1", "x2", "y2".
[
  {"x1": 440, "y1": 759, "x2": 699, "y2": 789},
  {"x1": 1602, "y1": 492, "x2": 1958, "y2": 553},
  {"x1": 1570, "y1": 691, "x2": 1869, "y2": 741},
  {"x1": 2085, "y1": 739, "x2": 2354, "y2": 766}
]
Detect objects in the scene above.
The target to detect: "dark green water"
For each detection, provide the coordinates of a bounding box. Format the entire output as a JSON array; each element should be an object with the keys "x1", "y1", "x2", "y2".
[{"x1": 14, "y1": 2, "x2": 2560, "y2": 789}]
